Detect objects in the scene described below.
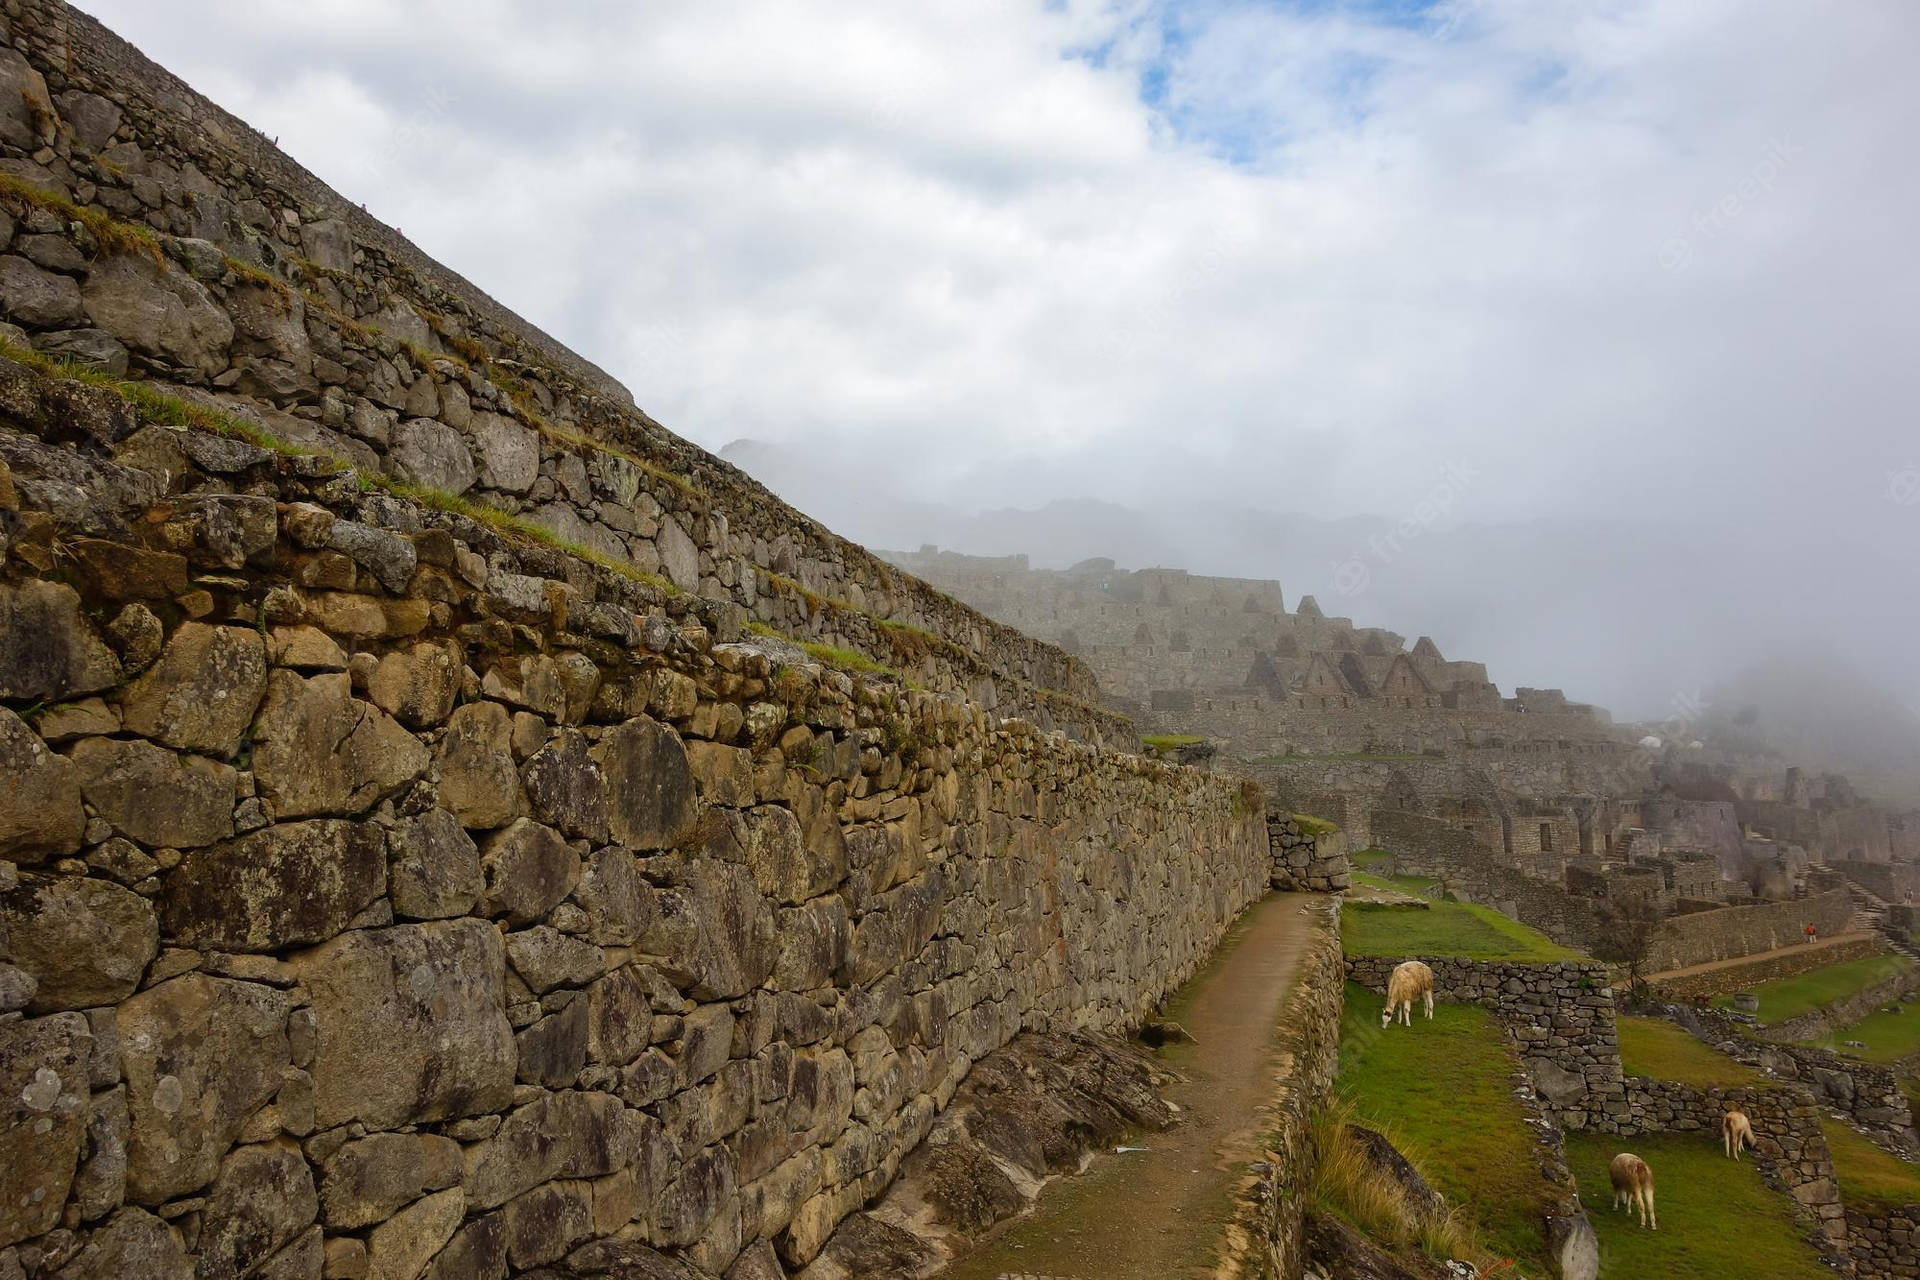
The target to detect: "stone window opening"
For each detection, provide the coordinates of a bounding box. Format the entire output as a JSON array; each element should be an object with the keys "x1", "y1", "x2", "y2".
[{"x1": 1539, "y1": 822, "x2": 1554, "y2": 852}]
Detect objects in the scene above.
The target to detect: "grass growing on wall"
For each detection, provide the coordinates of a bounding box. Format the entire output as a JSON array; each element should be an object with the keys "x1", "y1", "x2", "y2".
[
  {"x1": 1341, "y1": 899, "x2": 1581, "y2": 962},
  {"x1": 1563, "y1": 1132, "x2": 1831, "y2": 1280},
  {"x1": 1333, "y1": 984, "x2": 1555, "y2": 1275},
  {"x1": 1614, "y1": 1016, "x2": 1763, "y2": 1088},
  {"x1": 1819, "y1": 1118, "x2": 1920, "y2": 1212},
  {"x1": 1712, "y1": 953, "x2": 1914, "y2": 1025}
]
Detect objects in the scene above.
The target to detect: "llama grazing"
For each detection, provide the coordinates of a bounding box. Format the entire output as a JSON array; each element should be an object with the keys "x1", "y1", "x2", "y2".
[
  {"x1": 1723, "y1": 1109, "x2": 1755, "y2": 1161},
  {"x1": 1609, "y1": 1152, "x2": 1656, "y2": 1229},
  {"x1": 1380, "y1": 960, "x2": 1435, "y2": 1028}
]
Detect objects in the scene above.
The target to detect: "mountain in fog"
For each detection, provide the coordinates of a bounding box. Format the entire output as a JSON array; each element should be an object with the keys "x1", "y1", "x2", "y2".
[{"x1": 722, "y1": 437, "x2": 1920, "y2": 776}]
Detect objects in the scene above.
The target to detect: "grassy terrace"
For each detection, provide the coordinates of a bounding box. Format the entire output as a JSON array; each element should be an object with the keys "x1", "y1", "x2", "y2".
[
  {"x1": 1820, "y1": 1118, "x2": 1920, "y2": 1212},
  {"x1": 1333, "y1": 984, "x2": 1556, "y2": 1275},
  {"x1": 1801, "y1": 1002, "x2": 1920, "y2": 1063},
  {"x1": 1341, "y1": 897, "x2": 1582, "y2": 962},
  {"x1": 1615, "y1": 1016, "x2": 1764, "y2": 1088},
  {"x1": 1564, "y1": 1132, "x2": 1831, "y2": 1280},
  {"x1": 1713, "y1": 953, "x2": 1914, "y2": 1025}
]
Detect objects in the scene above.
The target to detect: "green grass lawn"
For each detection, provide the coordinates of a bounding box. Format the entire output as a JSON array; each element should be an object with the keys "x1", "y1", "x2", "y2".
[
  {"x1": 1820, "y1": 1118, "x2": 1920, "y2": 1212},
  {"x1": 1352, "y1": 849, "x2": 1394, "y2": 869},
  {"x1": 1335, "y1": 984, "x2": 1556, "y2": 1274},
  {"x1": 1351, "y1": 870, "x2": 1444, "y2": 897},
  {"x1": 1801, "y1": 1000, "x2": 1920, "y2": 1063},
  {"x1": 1712, "y1": 953, "x2": 1913, "y2": 1025},
  {"x1": 1615, "y1": 1016, "x2": 1764, "y2": 1088},
  {"x1": 1564, "y1": 1132, "x2": 1831, "y2": 1279},
  {"x1": 1342, "y1": 898, "x2": 1582, "y2": 961}
]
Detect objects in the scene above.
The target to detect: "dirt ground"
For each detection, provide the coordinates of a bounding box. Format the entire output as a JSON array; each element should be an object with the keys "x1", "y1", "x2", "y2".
[{"x1": 943, "y1": 890, "x2": 1318, "y2": 1280}]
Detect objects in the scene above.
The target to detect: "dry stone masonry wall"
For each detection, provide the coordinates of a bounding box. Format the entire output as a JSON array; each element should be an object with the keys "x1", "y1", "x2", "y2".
[
  {"x1": 0, "y1": 0, "x2": 1126, "y2": 747},
  {"x1": 1266, "y1": 812, "x2": 1351, "y2": 895},
  {"x1": 0, "y1": 355, "x2": 1271, "y2": 1278},
  {"x1": 1343, "y1": 956, "x2": 1627, "y2": 1131}
]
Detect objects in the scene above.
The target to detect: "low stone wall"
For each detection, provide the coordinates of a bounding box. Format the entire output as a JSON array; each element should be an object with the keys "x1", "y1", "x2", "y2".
[
  {"x1": 1267, "y1": 812, "x2": 1351, "y2": 894},
  {"x1": 1847, "y1": 1203, "x2": 1920, "y2": 1279},
  {"x1": 1662, "y1": 1005, "x2": 1919, "y2": 1149},
  {"x1": 1620, "y1": 1078, "x2": 1848, "y2": 1249},
  {"x1": 0, "y1": 367, "x2": 1272, "y2": 1277},
  {"x1": 1643, "y1": 890, "x2": 1857, "y2": 973},
  {"x1": 1220, "y1": 896, "x2": 1345, "y2": 1279},
  {"x1": 1650, "y1": 933, "x2": 1885, "y2": 998},
  {"x1": 1343, "y1": 956, "x2": 1626, "y2": 1131}
]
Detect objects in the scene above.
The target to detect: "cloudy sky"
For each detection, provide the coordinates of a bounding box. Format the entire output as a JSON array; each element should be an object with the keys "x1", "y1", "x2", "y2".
[{"x1": 78, "y1": 0, "x2": 1920, "y2": 724}]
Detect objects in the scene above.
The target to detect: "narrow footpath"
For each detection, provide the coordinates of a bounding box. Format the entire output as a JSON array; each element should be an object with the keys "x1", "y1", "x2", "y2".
[
  {"x1": 944, "y1": 890, "x2": 1318, "y2": 1280},
  {"x1": 1640, "y1": 930, "x2": 1880, "y2": 987}
]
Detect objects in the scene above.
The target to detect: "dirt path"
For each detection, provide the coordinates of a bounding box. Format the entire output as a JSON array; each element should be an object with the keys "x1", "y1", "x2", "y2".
[
  {"x1": 1641, "y1": 930, "x2": 1879, "y2": 986},
  {"x1": 942, "y1": 890, "x2": 1318, "y2": 1280}
]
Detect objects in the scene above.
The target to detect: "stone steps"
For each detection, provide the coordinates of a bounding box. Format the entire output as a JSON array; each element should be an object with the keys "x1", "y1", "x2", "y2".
[{"x1": 1843, "y1": 883, "x2": 1920, "y2": 962}]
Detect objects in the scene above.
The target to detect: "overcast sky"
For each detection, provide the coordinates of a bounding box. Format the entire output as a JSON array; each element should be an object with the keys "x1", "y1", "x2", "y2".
[{"x1": 77, "y1": 0, "x2": 1920, "y2": 722}]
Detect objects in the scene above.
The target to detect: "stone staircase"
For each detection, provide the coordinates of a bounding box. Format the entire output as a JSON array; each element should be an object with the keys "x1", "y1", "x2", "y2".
[{"x1": 1844, "y1": 883, "x2": 1920, "y2": 962}]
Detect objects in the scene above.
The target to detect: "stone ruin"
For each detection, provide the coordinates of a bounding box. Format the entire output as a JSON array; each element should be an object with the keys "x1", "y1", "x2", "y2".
[{"x1": 0, "y1": 5, "x2": 1291, "y2": 1278}]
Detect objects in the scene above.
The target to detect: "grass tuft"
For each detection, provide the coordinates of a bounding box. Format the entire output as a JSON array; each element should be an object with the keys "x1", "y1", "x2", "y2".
[{"x1": 0, "y1": 171, "x2": 165, "y2": 264}]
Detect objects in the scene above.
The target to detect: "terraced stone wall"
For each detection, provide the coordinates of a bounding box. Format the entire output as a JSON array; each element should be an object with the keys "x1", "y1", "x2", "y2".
[
  {"x1": 0, "y1": 0, "x2": 1126, "y2": 746},
  {"x1": 1344, "y1": 955, "x2": 1627, "y2": 1131},
  {"x1": 0, "y1": 220, "x2": 1270, "y2": 1280}
]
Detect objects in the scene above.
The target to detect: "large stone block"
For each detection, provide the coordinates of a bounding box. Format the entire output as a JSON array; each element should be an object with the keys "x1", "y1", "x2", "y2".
[
  {"x1": 522, "y1": 728, "x2": 610, "y2": 843},
  {"x1": 0, "y1": 578, "x2": 121, "y2": 702},
  {"x1": 387, "y1": 806, "x2": 483, "y2": 920},
  {"x1": 0, "y1": 873, "x2": 156, "y2": 1011},
  {"x1": 462, "y1": 1089, "x2": 649, "y2": 1210},
  {"x1": 478, "y1": 818, "x2": 580, "y2": 925},
  {"x1": 82, "y1": 253, "x2": 235, "y2": 377},
  {"x1": 434, "y1": 700, "x2": 524, "y2": 830},
  {"x1": 0, "y1": 706, "x2": 85, "y2": 858},
  {"x1": 69, "y1": 735, "x2": 237, "y2": 849},
  {"x1": 639, "y1": 857, "x2": 775, "y2": 1000},
  {"x1": 592, "y1": 716, "x2": 697, "y2": 851},
  {"x1": 116, "y1": 622, "x2": 267, "y2": 757},
  {"x1": 47, "y1": 1206, "x2": 194, "y2": 1280},
  {"x1": 161, "y1": 819, "x2": 386, "y2": 952},
  {"x1": 195, "y1": 1141, "x2": 319, "y2": 1280},
  {"x1": 117, "y1": 974, "x2": 292, "y2": 1204},
  {"x1": 252, "y1": 671, "x2": 430, "y2": 818},
  {"x1": 388, "y1": 418, "x2": 476, "y2": 495},
  {"x1": 296, "y1": 918, "x2": 514, "y2": 1131},
  {"x1": 0, "y1": 1011, "x2": 91, "y2": 1248}
]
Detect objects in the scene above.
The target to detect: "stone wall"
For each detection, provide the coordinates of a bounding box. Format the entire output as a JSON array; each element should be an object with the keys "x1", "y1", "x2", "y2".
[
  {"x1": 0, "y1": 0, "x2": 1129, "y2": 747},
  {"x1": 1368, "y1": 810, "x2": 1860, "y2": 973},
  {"x1": 1649, "y1": 932, "x2": 1884, "y2": 998},
  {"x1": 1847, "y1": 1203, "x2": 1920, "y2": 1279},
  {"x1": 0, "y1": 343, "x2": 1272, "y2": 1279},
  {"x1": 1641, "y1": 889, "x2": 1856, "y2": 973},
  {"x1": 1267, "y1": 812, "x2": 1351, "y2": 894},
  {"x1": 1663, "y1": 1005, "x2": 1918, "y2": 1149},
  {"x1": 1367, "y1": 810, "x2": 1618, "y2": 958},
  {"x1": 1343, "y1": 956, "x2": 1626, "y2": 1131},
  {"x1": 1219, "y1": 897, "x2": 1344, "y2": 1280}
]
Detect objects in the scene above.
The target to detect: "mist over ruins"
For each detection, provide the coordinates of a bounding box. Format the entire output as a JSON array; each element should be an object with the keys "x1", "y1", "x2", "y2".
[{"x1": 1, "y1": 4, "x2": 1917, "y2": 1280}]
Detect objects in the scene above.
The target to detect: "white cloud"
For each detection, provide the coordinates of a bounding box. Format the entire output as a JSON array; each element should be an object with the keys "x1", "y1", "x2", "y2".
[{"x1": 70, "y1": 0, "x2": 1920, "y2": 710}]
